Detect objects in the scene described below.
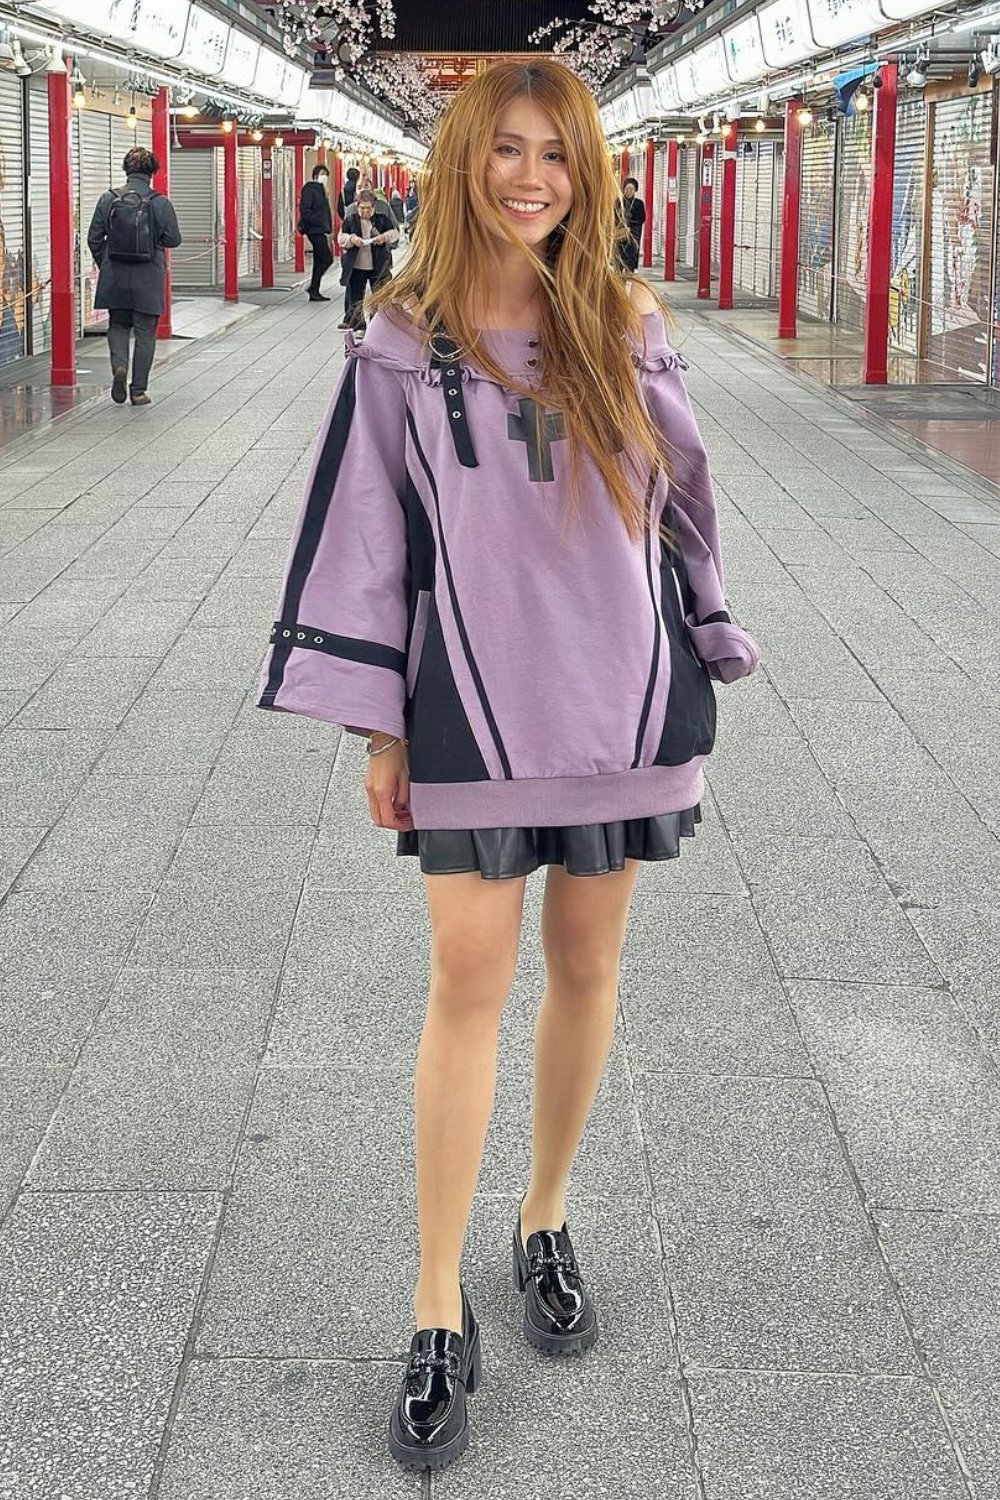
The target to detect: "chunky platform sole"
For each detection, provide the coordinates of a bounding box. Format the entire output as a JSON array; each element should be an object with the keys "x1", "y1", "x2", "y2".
[
  {"x1": 512, "y1": 1237, "x2": 599, "y2": 1356},
  {"x1": 387, "y1": 1325, "x2": 482, "y2": 1472}
]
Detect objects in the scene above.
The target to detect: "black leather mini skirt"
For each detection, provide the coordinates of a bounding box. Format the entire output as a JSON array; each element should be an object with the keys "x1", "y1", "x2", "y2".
[{"x1": 396, "y1": 805, "x2": 701, "y2": 880}]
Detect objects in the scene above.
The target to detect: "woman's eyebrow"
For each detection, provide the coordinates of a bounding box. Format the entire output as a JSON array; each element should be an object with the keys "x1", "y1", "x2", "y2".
[{"x1": 493, "y1": 132, "x2": 565, "y2": 146}]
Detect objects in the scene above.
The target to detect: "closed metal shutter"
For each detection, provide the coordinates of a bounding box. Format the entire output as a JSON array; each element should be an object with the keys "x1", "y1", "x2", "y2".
[
  {"x1": 273, "y1": 146, "x2": 293, "y2": 264},
  {"x1": 676, "y1": 147, "x2": 695, "y2": 270},
  {"x1": 734, "y1": 141, "x2": 754, "y2": 294},
  {"x1": 834, "y1": 112, "x2": 872, "y2": 333},
  {"x1": 0, "y1": 75, "x2": 26, "y2": 366},
  {"x1": 237, "y1": 146, "x2": 260, "y2": 279},
  {"x1": 734, "y1": 140, "x2": 779, "y2": 299},
  {"x1": 77, "y1": 110, "x2": 112, "y2": 331},
  {"x1": 171, "y1": 147, "x2": 218, "y2": 288},
  {"x1": 928, "y1": 92, "x2": 992, "y2": 382},
  {"x1": 890, "y1": 96, "x2": 925, "y2": 356},
  {"x1": 756, "y1": 142, "x2": 779, "y2": 297},
  {"x1": 27, "y1": 80, "x2": 49, "y2": 354},
  {"x1": 652, "y1": 142, "x2": 665, "y2": 263},
  {"x1": 711, "y1": 148, "x2": 721, "y2": 276},
  {"x1": 798, "y1": 117, "x2": 836, "y2": 321}
]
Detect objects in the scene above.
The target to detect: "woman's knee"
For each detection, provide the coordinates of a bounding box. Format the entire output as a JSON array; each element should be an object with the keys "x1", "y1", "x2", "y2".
[{"x1": 424, "y1": 874, "x2": 524, "y2": 1025}]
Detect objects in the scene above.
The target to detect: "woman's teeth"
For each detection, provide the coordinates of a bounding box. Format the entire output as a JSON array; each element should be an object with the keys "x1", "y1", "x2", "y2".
[{"x1": 502, "y1": 199, "x2": 549, "y2": 214}]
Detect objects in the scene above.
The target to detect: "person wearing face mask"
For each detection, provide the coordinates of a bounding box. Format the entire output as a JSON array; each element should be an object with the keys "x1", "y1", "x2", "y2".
[
  {"x1": 258, "y1": 59, "x2": 759, "y2": 1473},
  {"x1": 337, "y1": 188, "x2": 399, "y2": 333},
  {"x1": 298, "y1": 163, "x2": 334, "y2": 302}
]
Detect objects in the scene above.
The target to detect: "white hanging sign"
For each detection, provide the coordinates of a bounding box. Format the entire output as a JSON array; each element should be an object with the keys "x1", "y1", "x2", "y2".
[
  {"x1": 691, "y1": 38, "x2": 730, "y2": 98},
  {"x1": 222, "y1": 28, "x2": 259, "y2": 89},
  {"x1": 758, "y1": 0, "x2": 817, "y2": 67},
  {"x1": 252, "y1": 47, "x2": 285, "y2": 101},
  {"x1": 36, "y1": 0, "x2": 189, "y2": 55},
  {"x1": 805, "y1": 0, "x2": 888, "y2": 47},
  {"x1": 653, "y1": 66, "x2": 681, "y2": 113},
  {"x1": 177, "y1": 5, "x2": 228, "y2": 75},
  {"x1": 879, "y1": 0, "x2": 936, "y2": 16},
  {"x1": 672, "y1": 52, "x2": 701, "y2": 106},
  {"x1": 722, "y1": 14, "x2": 767, "y2": 84}
]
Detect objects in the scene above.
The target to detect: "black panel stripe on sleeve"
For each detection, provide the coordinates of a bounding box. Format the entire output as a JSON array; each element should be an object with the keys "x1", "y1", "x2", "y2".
[
  {"x1": 260, "y1": 363, "x2": 359, "y2": 707},
  {"x1": 406, "y1": 408, "x2": 511, "y2": 779},
  {"x1": 269, "y1": 622, "x2": 406, "y2": 675},
  {"x1": 698, "y1": 610, "x2": 732, "y2": 626}
]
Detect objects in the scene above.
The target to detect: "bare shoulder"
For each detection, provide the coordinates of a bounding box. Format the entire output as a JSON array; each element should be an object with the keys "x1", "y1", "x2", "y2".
[{"x1": 626, "y1": 279, "x2": 663, "y2": 315}]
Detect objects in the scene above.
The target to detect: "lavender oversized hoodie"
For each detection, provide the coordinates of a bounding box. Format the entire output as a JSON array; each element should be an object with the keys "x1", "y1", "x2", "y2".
[{"x1": 257, "y1": 308, "x2": 760, "y2": 829}]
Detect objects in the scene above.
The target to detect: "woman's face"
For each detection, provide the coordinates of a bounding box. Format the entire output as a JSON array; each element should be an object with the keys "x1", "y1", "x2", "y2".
[{"x1": 485, "y1": 96, "x2": 573, "y2": 250}]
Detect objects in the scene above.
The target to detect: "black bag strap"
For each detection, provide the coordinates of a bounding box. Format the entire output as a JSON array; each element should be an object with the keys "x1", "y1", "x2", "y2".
[{"x1": 428, "y1": 333, "x2": 478, "y2": 469}]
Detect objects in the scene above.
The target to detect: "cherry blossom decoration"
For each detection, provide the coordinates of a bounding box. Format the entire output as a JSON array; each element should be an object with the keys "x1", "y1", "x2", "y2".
[
  {"x1": 275, "y1": 0, "x2": 396, "y2": 62},
  {"x1": 353, "y1": 53, "x2": 446, "y2": 133},
  {"x1": 530, "y1": 2, "x2": 700, "y2": 92}
]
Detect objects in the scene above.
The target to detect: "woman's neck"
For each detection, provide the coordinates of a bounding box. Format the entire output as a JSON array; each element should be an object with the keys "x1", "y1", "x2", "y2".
[{"x1": 469, "y1": 242, "x2": 543, "y2": 329}]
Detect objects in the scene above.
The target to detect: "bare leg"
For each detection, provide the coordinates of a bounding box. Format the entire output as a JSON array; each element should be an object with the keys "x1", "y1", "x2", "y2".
[
  {"x1": 413, "y1": 870, "x2": 527, "y2": 1334},
  {"x1": 520, "y1": 861, "x2": 640, "y2": 1243}
]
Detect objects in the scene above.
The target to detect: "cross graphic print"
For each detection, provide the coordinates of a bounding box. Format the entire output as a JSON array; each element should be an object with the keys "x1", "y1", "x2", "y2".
[{"x1": 507, "y1": 398, "x2": 566, "y2": 483}]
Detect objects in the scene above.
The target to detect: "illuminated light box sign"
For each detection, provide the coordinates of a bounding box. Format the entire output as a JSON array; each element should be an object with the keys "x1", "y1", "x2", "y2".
[
  {"x1": 221, "y1": 27, "x2": 259, "y2": 89},
  {"x1": 653, "y1": 66, "x2": 681, "y2": 113},
  {"x1": 758, "y1": 0, "x2": 818, "y2": 67},
  {"x1": 691, "y1": 38, "x2": 730, "y2": 98},
  {"x1": 806, "y1": 0, "x2": 888, "y2": 47},
  {"x1": 672, "y1": 53, "x2": 702, "y2": 106},
  {"x1": 177, "y1": 5, "x2": 228, "y2": 74},
  {"x1": 36, "y1": 0, "x2": 190, "y2": 56},
  {"x1": 722, "y1": 13, "x2": 767, "y2": 84}
]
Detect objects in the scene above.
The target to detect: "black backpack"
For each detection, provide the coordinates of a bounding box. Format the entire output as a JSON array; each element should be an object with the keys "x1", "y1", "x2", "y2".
[{"x1": 106, "y1": 188, "x2": 160, "y2": 263}]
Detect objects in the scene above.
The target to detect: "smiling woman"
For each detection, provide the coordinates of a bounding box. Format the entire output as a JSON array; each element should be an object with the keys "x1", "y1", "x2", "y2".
[{"x1": 258, "y1": 54, "x2": 760, "y2": 1480}]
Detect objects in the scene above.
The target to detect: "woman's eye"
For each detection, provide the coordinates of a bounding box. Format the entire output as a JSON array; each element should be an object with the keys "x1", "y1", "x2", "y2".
[{"x1": 495, "y1": 144, "x2": 518, "y2": 156}]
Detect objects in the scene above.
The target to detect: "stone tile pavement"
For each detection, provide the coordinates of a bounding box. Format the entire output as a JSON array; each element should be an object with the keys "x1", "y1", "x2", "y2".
[{"x1": 1, "y1": 279, "x2": 999, "y2": 1499}]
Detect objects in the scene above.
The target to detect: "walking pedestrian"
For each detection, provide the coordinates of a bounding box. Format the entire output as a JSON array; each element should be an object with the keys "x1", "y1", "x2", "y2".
[
  {"x1": 337, "y1": 188, "x2": 398, "y2": 333},
  {"x1": 389, "y1": 186, "x2": 406, "y2": 232},
  {"x1": 87, "y1": 147, "x2": 181, "y2": 407},
  {"x1": 404, "y1": 179, "x2": 419, "y2": 239},
  {"x1": 298, "y1": 163, "x2": 334, "y2": 302},
  {"x1": 257, "y1": 58, "x2": 760, "y2": 1474},
  {"x1": 336, "y1": 164, "x2": 360, "y2": 223},
  {"x1": 619, "y1": 175, "x2": 645, "y2": 272}
]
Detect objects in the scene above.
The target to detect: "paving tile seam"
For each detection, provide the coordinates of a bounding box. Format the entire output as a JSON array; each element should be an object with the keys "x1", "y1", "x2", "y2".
[
  {"x1": 0, "y1": 888, "x2": 160, "y2": 1235},
  {"x1": 668, "y1": 284, "x2": 1000, "y2": 508},
  {"x1": 617, "y1": 993, "x2": 709, "y2": 1499},
  {"x1": 147, "y1": 732, "x2": 336, "y2": 1496},
  {"x1": 0, "y1": 293, "x2": 295, "y2": 479},
  {"x1": 709, "y1": 799, "x2": 980, "y2": 1492}
]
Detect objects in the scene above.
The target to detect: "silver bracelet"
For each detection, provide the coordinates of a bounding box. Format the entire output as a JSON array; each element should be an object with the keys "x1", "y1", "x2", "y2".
[{"x1": 366, "y1": 735, "x2": 406, "y2": 756}]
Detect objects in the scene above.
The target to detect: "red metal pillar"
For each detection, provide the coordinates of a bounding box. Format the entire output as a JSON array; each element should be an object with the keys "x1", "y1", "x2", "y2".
[
  {"x1": 223, "y1": 126, "x2": 238, "y2": 302},
  {"x1": 778, "y1": 101, "x2": 803, "y2": 340},
  {"x1": 620, "y1": 145, "x2": 629, "y2": 183},
  {"x1": 293, "y1": 144, "x2": 305, "y2": 273},
  {"x1": 260, "y1": 145, "x2": 274, "y2": 289},
  {"x1": 151, "y1": 87, "x2": 172, "y2": 339},
  {"x1": 696, "y1": 142, "x2": 714, "y2": 300},
  {"x1": 332, "y1": 152, "x2": 343, "y2": 259},
  {"x1": 664, "y1": 139, "x2": 678, "y2": 281},
  {"x1": 863, "y1": 63, "x2": 897, "y2": 384},
  {"x1": 642, "y1": 138, "x2": 655, "y2": 268},
  {"x1": 48, "y1": 64, "x2": 75, "y2": 386},
  {"x1": 718, "y1": 125, "x2": 738, "y2": 310}
]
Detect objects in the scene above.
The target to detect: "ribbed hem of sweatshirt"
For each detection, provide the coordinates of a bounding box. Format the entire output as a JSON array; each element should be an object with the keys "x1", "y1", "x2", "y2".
[{"x1": 409, "y1": 761, "x2": 706, "y2": 831}]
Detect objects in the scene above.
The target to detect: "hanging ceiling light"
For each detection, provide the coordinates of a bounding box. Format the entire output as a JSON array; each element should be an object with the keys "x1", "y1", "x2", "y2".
[
  {"x1": 70, "y1": 60, "x2": 86, "y2": 107},
  {"x1": 221, "y1": 117, "x2": 234, "y2": 132}
]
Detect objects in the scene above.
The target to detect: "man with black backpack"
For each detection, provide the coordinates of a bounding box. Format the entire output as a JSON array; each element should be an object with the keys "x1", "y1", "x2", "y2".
[{"x1": 87, "y1": 147, "x2": 182, "y2": 407}]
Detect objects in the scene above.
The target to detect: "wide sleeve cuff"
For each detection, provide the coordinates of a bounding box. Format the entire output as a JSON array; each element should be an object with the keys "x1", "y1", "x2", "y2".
[{"x1": 684, "y1": 614, "x2": 761, "y2": 684}]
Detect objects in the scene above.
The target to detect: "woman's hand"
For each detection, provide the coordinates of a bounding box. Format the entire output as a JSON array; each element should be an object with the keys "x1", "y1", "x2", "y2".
[{"x1": 364, "y1": 740, "x2": 414, "y2": 832}]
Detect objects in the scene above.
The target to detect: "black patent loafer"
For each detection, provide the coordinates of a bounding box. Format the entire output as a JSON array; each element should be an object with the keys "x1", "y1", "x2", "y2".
[
  {"x1": 512, "y1": 1202, "x2": 598, "y2": 1355},
  {"x1": 388, "y1": 1286, "x2": 482, "y2": 1471}
]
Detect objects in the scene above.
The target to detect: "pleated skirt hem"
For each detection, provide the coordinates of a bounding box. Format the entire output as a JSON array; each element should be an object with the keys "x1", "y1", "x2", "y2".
[{"x1": 396, "y1": 805, "x2": 702, "y2": 880}]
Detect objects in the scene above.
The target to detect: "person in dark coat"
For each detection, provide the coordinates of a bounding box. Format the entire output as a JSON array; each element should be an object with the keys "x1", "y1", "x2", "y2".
[
  {"x1": 338, "y1": 189, "x2": 398, "y2": 333},
  {"x1": 298, "y1": 163, "x2": 334, "y2": 303},
  {"x1": 336, "y1": 165, "x2": 360, "y2": 222},
  {"x1": 618, "y1": 176, "x2": 645, "y2": 273},
  {"x1": 87, "y1": 147, "x2": 181, "y2": 406}
]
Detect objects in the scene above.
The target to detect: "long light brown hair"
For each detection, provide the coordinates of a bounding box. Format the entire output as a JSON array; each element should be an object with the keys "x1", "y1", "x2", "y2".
[{"x1": 368, "y1": 59, "x2": 668, "y2": 541}]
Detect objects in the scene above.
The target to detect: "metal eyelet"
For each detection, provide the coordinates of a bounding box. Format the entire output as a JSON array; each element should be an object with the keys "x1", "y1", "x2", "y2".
[
  {"x1": 452, "y1": 410, "x2": 461, "y2": 418},
  {"x1": 282, "y1": 629, "x2": 291, "y2": 637},
  {"x1": 314, "y1": 634, "x2": 324, "y2": 643},
  {"x1": 526, "y1": 338, "x2": 539, "y2": 348},
  {"x1": 296, "y1": 632, "x2": 305, "y2": 640}
]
